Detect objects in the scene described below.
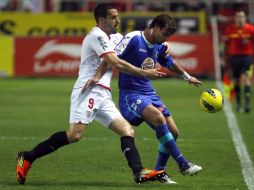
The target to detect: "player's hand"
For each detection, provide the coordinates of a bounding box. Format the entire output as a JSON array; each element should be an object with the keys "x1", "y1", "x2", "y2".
[
  {"x1": 188, "y1": 76, "x2": 202, "y2": 87},
  {"x1": 81, "y1": 78, "x2": 98, "y2": 93},
  {"x1": 162, "y1": 41, "x2": 171, "y2": 57},
  {"x1": 144, "y1": 68, "x2": 166, "y2": 79}
]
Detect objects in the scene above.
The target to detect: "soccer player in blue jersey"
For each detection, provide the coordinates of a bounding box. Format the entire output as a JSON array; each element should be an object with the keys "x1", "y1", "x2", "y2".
[
  {"x1": 115, "y1": 14, "x2": 202, "y2": 184},
  {"x1": 86, "y1": 14, "x2": 203, "y2": 184}
]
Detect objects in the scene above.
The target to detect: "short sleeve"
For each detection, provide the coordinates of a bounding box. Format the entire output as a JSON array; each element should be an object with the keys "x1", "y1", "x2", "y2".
[
  {"x1": 158, "y1": 54, "x2": 174, "y2": 68},
  {"x1": 90, "y1": 34, "x2": 115, "y2": 58},
  {"x1": 157, "y1": 45, "x2": 174, "y2": 68}
]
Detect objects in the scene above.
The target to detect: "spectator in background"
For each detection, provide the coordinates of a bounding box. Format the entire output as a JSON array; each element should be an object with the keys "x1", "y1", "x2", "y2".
[
  {"x1": 133, "y1": 1, "x2": 148, "y2": 12},
  {"x1": 0, "y1": 0, "x2": 18, "y2": 11},
  {"x1": 169, "y1": 0, "x2": 205, "y2": 12},
  {"x1": 221, "y1": 11, "x2": 254, "y2": 113},
  {"x1": 60, "y1": 0, "x2": 81, "y2": 11},
  {"x1": 0, "y1": 0, "x2": 10, "y2": 11},
  {"x1": 20, "y1": 0, "x2": 43, "y2": 12},
  {"x1": 148, "y1": 0, "x2": 166, "y2": 12},
  {"x1": 213, "y1": 1, "x2": 248, "y2": 33}
]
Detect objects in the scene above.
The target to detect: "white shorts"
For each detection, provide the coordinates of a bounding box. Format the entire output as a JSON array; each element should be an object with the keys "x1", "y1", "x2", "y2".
[{"x1": 69, "y1": 85, "x2": 123, "y2": 127}]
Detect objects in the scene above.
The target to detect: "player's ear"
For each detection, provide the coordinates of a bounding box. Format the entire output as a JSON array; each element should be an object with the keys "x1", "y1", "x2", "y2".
[
  {"x1": 98, "y1": 17, "x2": 106, "y2": 24},
  {"x1": 154, "y1": 25, "x2": 160, "y2": 31}
]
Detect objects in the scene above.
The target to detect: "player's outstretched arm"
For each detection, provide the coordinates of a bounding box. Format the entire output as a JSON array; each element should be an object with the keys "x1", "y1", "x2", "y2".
[
  {"x1": 169, "y1": 60, "x2": 202, "y2": 87},
  {"x1": 103, "y1": 53, "x2": 166, "y2": 79}
]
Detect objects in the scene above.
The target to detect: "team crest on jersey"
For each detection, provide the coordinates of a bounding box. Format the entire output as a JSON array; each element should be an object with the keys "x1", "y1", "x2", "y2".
[
  {"x1": 141, "y1": 57, "x2": 155, "y2": 70},
  {"x1": 98, "y1": 36, "x2": 108, "y2": 50},
  {"x1": 115, "y1": 36, "x2": 131, "y2": 54}
]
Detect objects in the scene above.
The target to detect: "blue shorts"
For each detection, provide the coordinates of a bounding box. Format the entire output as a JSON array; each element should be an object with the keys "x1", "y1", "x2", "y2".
[{"x1": 119, "y1": 90, "x2": 171, "y2": 126}]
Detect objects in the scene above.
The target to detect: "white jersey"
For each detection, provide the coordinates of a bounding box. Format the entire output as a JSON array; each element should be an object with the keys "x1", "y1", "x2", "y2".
[
  {"x1": 73, "y1": 26, "x2": 123, "y2": 90},
  {"x1": 69, "y1": 27, "x2": 124, "y2": 126}
]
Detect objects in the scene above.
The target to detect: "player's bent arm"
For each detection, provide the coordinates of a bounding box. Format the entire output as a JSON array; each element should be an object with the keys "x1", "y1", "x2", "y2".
[
  {"x1": 168, "y1": 60, "x2": 189, "y2": 79},
  {"x1": 82, "y1": 60, "x2": 110, "y2": 91},
  {"x1": 94, "y1": 60, "x2": 110, "y2": 81},
  {"x1": 102, "y1": 52, "x2": 165, "y2": 79},
  {"x1": 168, "y1": 60, "x2": 202, "y2": 87}
]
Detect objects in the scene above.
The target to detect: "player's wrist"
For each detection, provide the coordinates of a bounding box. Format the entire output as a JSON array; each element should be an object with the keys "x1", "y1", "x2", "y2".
[{"x1": 181, "y1": 71, "x2": 191, "y2": 80}]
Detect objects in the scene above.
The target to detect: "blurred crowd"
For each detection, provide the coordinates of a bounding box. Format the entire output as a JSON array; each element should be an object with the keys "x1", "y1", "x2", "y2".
[
  {"x1": 0, "y1": 0, "x2": 250, "y2": 16},
  {"x1": 0, "y1": 0, "x2": 252, "y2": 34}
]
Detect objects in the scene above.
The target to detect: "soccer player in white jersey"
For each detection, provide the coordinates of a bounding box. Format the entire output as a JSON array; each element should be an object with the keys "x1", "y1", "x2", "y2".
[
  {"x1": 16, "y1": 3, "x2": 166, "y2": 185},
  {"x1": 87, "y1": 14, "x2": 203, "y2": 184}
]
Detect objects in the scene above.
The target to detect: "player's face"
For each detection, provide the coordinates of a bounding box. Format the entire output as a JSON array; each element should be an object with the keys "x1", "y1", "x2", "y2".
[
  {"x1": 154, "y1": 26, "x2": 171, "y2": 44},
  {"x1": 104, "y1": 9, "x2": 120, "y2": 35},
  {"x1": 235, "y1": 11, "x2": 246, "y2": 27}
]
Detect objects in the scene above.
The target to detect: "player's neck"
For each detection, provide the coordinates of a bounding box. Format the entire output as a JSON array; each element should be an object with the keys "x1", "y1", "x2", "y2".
[
  {"x1": 143, "y1": 28, "x2": 155, "y2": 44},
  {"x1": 96, "y1": 24, "x2": 111, "y2": 37}
]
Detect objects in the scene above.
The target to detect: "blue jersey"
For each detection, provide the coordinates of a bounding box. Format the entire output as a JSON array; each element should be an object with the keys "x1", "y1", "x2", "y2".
[{"x1": 115, "y1": 31, "x2": 174, "y2": 93}]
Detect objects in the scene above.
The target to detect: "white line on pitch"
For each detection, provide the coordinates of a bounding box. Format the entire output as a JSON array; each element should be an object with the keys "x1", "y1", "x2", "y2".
[{"x1": 217, "y1": 81, "x2": 254, "y2": 190}]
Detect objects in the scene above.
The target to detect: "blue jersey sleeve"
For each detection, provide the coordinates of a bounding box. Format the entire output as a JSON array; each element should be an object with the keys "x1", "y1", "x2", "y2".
[{"x1": 157, "y1": 45, "x2": 174, "y2": 68}]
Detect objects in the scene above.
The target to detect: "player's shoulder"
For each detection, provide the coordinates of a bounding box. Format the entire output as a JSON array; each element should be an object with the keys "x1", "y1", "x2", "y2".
[
  {"x1": 110, "y1": 32, "x2": 123, "y2": 40},
  {"x1": 110, "y1": 32, "x2": 123, "y2": 45},
  {"x1": 87, "y1": 27, "x2": 109, "y2": 40},
  {"x1": 125, "y1": 31, "x2": 142, "y2": 39}
]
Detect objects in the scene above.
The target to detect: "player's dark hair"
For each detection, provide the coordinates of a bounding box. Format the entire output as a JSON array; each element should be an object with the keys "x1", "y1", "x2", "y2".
[
  {"x1": 94, "y1": 3, "x2": 115, "y2": 23},
  {"x1": 149, "y1": 14, "x2": 177, "y2": 36}
]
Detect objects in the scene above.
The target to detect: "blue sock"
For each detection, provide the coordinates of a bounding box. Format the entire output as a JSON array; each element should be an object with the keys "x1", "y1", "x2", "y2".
[
  {"x1": 155, "y1": 144, "x2": 170, "y2": 171},
  {"x1": 155, "y1": 124, "x2": 186, "y2": 167}
]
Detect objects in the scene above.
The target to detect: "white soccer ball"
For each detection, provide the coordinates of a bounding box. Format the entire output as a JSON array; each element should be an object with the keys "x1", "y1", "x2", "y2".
[{"x1": 200, "y1": 88, "x2": 224, "y2": 113}]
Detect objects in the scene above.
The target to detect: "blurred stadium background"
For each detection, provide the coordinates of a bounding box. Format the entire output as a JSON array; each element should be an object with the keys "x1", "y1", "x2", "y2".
[
  {"x1": 0, "y1": 0, "x2": 253, "y2": 79},
  {"x1": 0, "y1": 0, "x2": 254, "y2": 190}
]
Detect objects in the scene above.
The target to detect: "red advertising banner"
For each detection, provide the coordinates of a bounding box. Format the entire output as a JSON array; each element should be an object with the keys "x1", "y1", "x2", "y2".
[
  {"x1": 164, "y1": 34, "x2": 215, "y2": 78},
  {"x1": 14, "y1": 35, "x2": 215, "y2": 77},
  {"x1": 15, "y1": 37, "x2": 83, "y2": 77}
]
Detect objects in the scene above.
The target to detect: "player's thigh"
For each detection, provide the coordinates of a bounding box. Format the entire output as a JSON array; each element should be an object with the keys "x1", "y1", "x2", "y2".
[
  {"x1": 95, "y1": 98, "x2": 123, "y2": 127},
  {"x1": 142, "y1": 105, "x2": 166, "y2": 126},
  {"x1": 118, "y1": 93, "x2": 148, "y2": 126},
  {"x1": 109, "y1": 117, "x2": 134, "y2": 137},
  {"x1": 241, "y1": 57, "x2": 252, "y2": 84},
  {"x1": 70, "y1": 87, "x2": 107, "y2": 124},
  {"x1": 95, "y1": 98, "x2": 134, "y2": 136},
  {"x1": 70, "y1": 89, "x2": 98, "y2": 124}
]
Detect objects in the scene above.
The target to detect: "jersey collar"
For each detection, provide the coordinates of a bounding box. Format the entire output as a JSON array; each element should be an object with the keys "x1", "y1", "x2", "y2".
[{"x1": 141, "y1": 31, "x2": 154, "y2": 48}]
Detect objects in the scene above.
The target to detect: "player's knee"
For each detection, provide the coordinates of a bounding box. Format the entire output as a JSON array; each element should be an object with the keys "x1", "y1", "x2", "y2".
[
  {"x1": 66, "y1": 126, "x2": 84, "y2": 143},
  {"x1": 121, "y1": 123, "x2": 135, "y2": 137},
  {"x1": 67, "y1": 131, "x2": 81, "y2": 143},
  {"x1": 172, "y1": 129, "x2": 179, "y2": 140},
  {"x1": 152, "y1": 114, "x2": 166, "y2": 126},
  {"x1": 72, "y1": 134, "x2": 83, "y2": 142},
  {"x1": 126, "y1": 127, "x2": 135, "y2": 137}
]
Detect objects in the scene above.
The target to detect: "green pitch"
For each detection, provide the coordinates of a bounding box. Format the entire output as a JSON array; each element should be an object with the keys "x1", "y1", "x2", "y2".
[{"x1": 0, "y1": 78, "x2": 253, "y2": 190}]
